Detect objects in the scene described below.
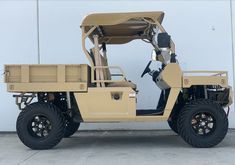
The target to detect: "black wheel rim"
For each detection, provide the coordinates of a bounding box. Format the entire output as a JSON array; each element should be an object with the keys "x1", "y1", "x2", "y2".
[
  {"x1": 28, "y1": 115, "x2": 52, "y2": 138},
  {"x1": 191, "y1": 112, "x2": 216, "y2": 136}
]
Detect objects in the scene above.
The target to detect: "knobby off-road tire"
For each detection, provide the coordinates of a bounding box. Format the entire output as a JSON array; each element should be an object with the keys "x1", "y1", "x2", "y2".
[
  {"x1": 64, "y1": 117, "x2": 80, "y2": 138},
  {"x1": 177, "y1": 99, "x2": 228, "y2": 148},
  {"x1": 16, "y1": 102, "x2": 66, "y2": 150},
  {"x1": 168, "y1": 103, "x2": 182, "y2": 134},
  {"x1": 168, "y1": 93, "x2": 185, "y2": 134},
  {"x1": 168, "y1": 113, "x2": 179, "y2": 134}
]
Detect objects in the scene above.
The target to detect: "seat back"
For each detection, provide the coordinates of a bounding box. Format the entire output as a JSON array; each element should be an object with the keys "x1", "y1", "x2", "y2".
[
  {"x1": 100, "y1": 55, "x2": 111, "y2": 80},
  {"x1": 91, "y1": 48, "x2": 111, "y2": 86}
]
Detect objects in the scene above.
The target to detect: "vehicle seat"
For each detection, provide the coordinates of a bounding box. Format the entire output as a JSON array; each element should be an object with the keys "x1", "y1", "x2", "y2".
[
  {"x1": 92, "y1": 48, "x2": 137, "y2": 90},
  {"x1": 107, "y1": 81, "x2": 137, "y2": 90}
]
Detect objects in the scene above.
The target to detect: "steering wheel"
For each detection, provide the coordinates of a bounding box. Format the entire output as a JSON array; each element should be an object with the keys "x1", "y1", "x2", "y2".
[{"x1": 141, "y1": 61, "x2": 152, "y2": 77}]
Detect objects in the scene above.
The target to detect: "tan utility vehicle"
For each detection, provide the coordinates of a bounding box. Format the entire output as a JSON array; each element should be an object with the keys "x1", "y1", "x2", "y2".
[{"x1": 4, "y1": 12, "x2": 233, "y2": 149}]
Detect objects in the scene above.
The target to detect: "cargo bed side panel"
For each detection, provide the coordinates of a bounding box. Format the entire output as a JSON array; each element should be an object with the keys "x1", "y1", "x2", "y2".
[{"x1": 4, "y1": 64, "x2": 90, "y2": 92}]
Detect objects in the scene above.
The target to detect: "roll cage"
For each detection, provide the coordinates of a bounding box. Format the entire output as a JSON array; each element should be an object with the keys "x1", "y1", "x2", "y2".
[{"x1": 80, "y1": 12, "x2": 175, "y2": 87}]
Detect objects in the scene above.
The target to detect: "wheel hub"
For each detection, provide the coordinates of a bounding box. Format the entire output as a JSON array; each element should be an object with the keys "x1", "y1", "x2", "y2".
[
  {"x1": 200, "y1": 121, "x2": 206, "y2": 126},
  {"x1": 191, "y1": 112, "x2": 216, "y2": 136},
  {"x1": 28, "y1": 115, "x2": 52, "y2": 138}
]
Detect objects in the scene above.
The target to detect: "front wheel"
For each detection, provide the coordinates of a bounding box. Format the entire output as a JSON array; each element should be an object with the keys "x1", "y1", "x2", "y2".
[
  {"x1": 167, "y1": 92, "x2": 185, "y2": 134},
  {"x1": 177, "y1": 99, "x2": 228, "y2": 148},
  {"x1": 16, "y1": 103, "x2": 66, "y2": 150},
  {"x1": 168, "y1": 103, "x2": 182, "y2": 134},
  {"x1": 168, "y1": 116, "x2": 179, "y2": 134}
]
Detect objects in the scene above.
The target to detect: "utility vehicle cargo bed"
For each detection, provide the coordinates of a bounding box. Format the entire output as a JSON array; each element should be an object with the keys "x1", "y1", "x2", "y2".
[{"x1": 4, "y1": 64, "x2": 90, "y2": 92}]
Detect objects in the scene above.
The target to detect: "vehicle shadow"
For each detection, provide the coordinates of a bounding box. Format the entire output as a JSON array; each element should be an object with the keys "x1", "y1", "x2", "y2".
[
  {"x1": 59, "y1": 130, "x2": 190, "y2": 149},
  {"x1": 58, "y1": 130, "x2": 235, "y2": 150}
]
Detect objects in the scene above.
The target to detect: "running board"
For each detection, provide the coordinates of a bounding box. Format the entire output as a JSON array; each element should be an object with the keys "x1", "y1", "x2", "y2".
[{"x1": 136, "y1": 109, "x2": 164, "y2": 116}]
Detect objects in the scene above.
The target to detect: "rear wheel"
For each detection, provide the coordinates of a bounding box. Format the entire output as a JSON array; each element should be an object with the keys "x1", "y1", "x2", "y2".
[
  {"x1": 64, "y1": 116, "x2": 80, "y2": 138},
  {"x1": 16, "y1": 102, "x2": 65, "y2": 150},
  {"x1": 177, "y1": 99, "x2": 228, "y2": 148}
]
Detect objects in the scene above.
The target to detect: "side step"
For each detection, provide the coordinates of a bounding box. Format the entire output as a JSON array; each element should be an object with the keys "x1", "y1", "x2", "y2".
[{"x1": 136, "y1": 109, "x2": 164, "y2": 116}]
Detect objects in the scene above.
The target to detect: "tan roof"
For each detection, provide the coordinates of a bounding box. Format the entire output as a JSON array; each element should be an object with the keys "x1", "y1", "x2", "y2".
[
  {"x1": 81, "y1": 12, "x2": 164, "y2": 44},
  {"x1": 81, "y1": 11, "x2": 164, "y2": 26}
]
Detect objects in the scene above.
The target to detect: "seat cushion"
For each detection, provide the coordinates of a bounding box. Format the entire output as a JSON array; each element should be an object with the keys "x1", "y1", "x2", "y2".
[{"x1": 107, "y1": 81, "x2": 137, "y2": 89}]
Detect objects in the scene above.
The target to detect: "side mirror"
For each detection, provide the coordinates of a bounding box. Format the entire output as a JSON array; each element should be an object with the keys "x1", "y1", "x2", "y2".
[
  {"x1": 157, "y1": 32, "x2": 171, "y2": 48},
  {"x1": 151, "y1": 50, "x2": 157, "y2": 61}
]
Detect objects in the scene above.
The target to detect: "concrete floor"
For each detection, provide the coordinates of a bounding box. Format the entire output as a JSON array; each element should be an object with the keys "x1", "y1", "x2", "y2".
[{"x1": 0, "y1": 130, "x2": 235, "y2": 165}]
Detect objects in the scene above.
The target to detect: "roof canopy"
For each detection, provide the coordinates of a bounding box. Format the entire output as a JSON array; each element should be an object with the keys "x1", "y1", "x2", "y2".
[{"x1": 81, "y1": 12, "x2": 164, "y2": 44}]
